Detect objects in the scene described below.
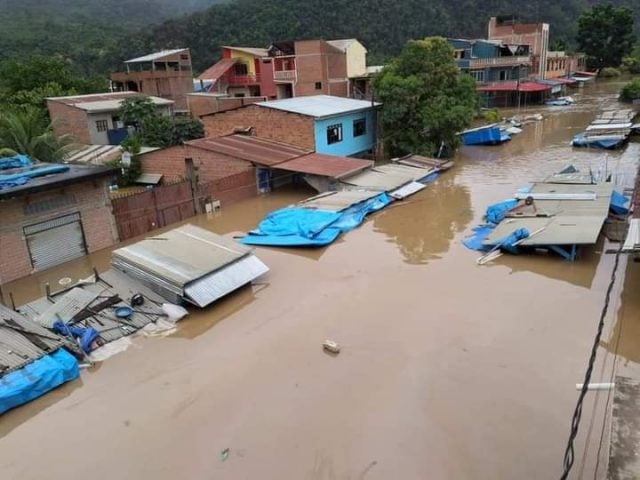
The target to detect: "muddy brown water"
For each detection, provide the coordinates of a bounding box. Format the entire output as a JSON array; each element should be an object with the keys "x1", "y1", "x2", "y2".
[{"x1": 1, "y1": 81, "x2": 639, "y2": 480}]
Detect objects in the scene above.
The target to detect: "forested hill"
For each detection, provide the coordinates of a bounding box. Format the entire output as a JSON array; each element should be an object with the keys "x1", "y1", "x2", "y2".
[
  {"x1": 125, "y1": 0, "x2": 640, "y2": 72},
  {"x1": 0, "y1": 0, "x2": 223, "y2": 74}
]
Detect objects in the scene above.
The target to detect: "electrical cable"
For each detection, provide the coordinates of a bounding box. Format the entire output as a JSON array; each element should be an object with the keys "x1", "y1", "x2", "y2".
[{"x1": 559, "y1": 241, "x2": 624, "y2": 480}]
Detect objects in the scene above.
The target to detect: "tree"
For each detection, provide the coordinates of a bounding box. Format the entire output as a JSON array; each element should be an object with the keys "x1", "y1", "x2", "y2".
[
  {"x1": 622, "y1": 46, "x2": 640, "y2": 74},
  {"x1": 0, "y1": 108, "x2": 73, "y2": 162},
  {"x1": 620, "y1": 79, "x2": 640, "y2": 103},
  {"x1": 374, "y1": 37, "x2": 478, "y2": 158},
  {"x1": 577, "y1": 5, "x2": 636, "y2": 69},
  {"x1": 119, "y1": 97, "x2": 204, "y2": 148},
  {"x1": 0, "y1": 56, "x2": 108, "y2": 113}
]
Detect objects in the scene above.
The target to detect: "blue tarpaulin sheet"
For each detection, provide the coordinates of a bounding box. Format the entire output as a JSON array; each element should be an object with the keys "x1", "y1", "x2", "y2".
[
  {"x1": 491, "y1": 227, "x2": 530, "y2": 254},
  {"x1": 0, "y1": 154, "x2": 31, "y2": 170},
  {"x1": 0, "y1": 164, "x2": 70, "y2": 191},
  {"x1": 462, "y1": 224, "x2": 495, "y2": 251},
  {"x1": 485, "y1": 199, "x2": 518, "y2": 224},
  {"x1": 241, "y1": 193, "x2": 392, "y2": 247},
  {"x1": 0, "y1": 349, "x2": 79, "y2": 415},
  {"x1": 610, "y1": 190, "x2": 630, "y2": 215}
]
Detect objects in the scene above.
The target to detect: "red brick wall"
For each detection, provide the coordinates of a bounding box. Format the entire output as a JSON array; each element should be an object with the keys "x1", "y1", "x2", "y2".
[
  {"x1": 206, "y1": 169, "x2": 257, "y2": 205},
  {"x1": 0, "y1": 179, "x2": 118, "y2": 284},
  {"x1": 47, "y1": 101, "x2": 91, "y2": 144},
  {"x1": 201, "y1": 105, "x2": 315, "y2": 150},
  {"x1": 295, "y1": 40, "x2": 329, "y2": 96},
  {"x1": 139, "y1": 144, "x2": 254, "y2": 184}
]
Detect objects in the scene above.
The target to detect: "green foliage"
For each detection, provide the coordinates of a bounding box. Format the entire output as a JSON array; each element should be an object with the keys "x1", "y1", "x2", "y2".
[
  {"x1": 577, "y1": 5, "x2": 636, "y2": 68},
  {"x1": 0, "y1": 108, "x2": 73, "y2": 162},
  {"x1": 599, "y1": 67, "x2": 622, "y2": 78},
  {"x1": 481, "y1": 109, "x2": 501, "y2": 123},
  {"x1": 0, "y1": 56, "x2": 108, "y2": 113},
  {"x1": 0, "y1": 148, "x2": 18, "y2": 157},
  {"x1": 620, "y1": 79, "x2": 640, "y2": 103},
  {"x1": 119, "y1": 98, "x2": 204, "y2": 147},
  {"x1": 374, "y1": 37, "x2": 477, "y2": 158},
  {"x1": 622, "y1": 46, "x2": 640, "y2": 74}
]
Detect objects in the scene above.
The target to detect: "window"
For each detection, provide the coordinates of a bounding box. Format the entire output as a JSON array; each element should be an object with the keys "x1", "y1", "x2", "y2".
[
  {"x1": 499, "y1": 70, "x2": 509, "y2": 81},
  {"x1": 470, "y1": 70, "x2": 485, "y2": 82},
  {"x1": 180, "y1": 54, "x2": 189, "y2": 60},
  {"x1": 454, "y1": 49, "x2": 466, "y2": 60},
  {"x1": 353, "y1": 118, "x2": 366, "y2": 137},
  {"x1": 326, "y1": 124, "x2": 343, "y2": 144},
  {"x1": 95, "y1": 120, "x2": 108, "y2": 132},
  {"x1": 234, "y1": 63, "x2": 249, "y2": 76},
  {"x1": 315, "y1": 82, "x2": 322, "y2": 90}
]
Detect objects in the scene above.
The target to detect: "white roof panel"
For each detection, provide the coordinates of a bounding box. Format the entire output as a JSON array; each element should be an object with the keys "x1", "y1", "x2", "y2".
[
  {"x1": 75, "y1": 96, "x2": 174, "y2": 113},
  {"x1": 125, "y1": 49, "x2": 188, "y2": 63},
  {"x1": 258, "y1": 95, "x2": 380, "y2": 118}
]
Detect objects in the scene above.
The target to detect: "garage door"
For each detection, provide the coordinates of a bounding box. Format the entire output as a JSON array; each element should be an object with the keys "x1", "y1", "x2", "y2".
[{"x1": 24, "y1": 213, "x2": 87, "y2": 271}]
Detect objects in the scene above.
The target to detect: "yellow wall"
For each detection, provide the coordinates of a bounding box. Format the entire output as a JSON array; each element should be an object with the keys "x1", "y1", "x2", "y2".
[
  {"x1": 229, "y1": 51, "x2": 257, "y2": 76},
  {"x1": 345, "y1": 41, "x2": 367, "y2": 78}
]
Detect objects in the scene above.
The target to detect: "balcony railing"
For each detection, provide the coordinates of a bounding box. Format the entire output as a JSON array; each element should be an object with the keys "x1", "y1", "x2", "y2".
[
  {"x1": 226, "y1": 73, "x2": 261, "y2": 85},
  {"x1": 469, "y1": 56, "x2": 531, "y2": 67},
  {"x1": 111, "y1": 69, "x2": 191, "y2": 81},
  {"x1": 274, "y1": 70, "x2": 296, "y2": 81}
]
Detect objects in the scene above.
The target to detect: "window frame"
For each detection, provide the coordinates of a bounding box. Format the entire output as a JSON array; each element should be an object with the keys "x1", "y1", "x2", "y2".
[
  {"x1": 95, "y1": 119, "x2": 109, "y2": 132},
  {"x1": 326, "y1": 123, "x2": 343, "y2": 145},
  {"x1": 353, "y1": 118, "x2": 367, "y2": 137}
]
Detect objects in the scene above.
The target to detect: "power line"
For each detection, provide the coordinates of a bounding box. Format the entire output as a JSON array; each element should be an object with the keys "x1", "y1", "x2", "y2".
[{"x1": 559, "y1": 242, "x2": 624, "y2": 480}]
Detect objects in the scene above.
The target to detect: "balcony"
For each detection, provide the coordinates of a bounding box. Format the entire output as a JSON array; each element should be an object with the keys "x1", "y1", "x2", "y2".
[
  {"x1": 111, "y1": 69, "x2": 191, "y2": 82},
  {"x1": 274, "y1": 70, "x2": 296, "y2": 81},
  {"x1": 226, "y1": 73, "x2": 261, "y2": 85},
  {"x1": 469, "y1": 56, "x2": 531, "y2": 68}
]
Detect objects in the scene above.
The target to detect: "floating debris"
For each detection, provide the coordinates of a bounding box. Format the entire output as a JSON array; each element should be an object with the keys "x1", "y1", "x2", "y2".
[{"x1": 323, "y1": 340, "x2": 341, "y2": 354}]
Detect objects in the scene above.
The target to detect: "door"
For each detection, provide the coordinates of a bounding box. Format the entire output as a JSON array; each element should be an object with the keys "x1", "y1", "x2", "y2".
[{"x1": 24, "y1": 213, "x2": 87, "y2": 271}]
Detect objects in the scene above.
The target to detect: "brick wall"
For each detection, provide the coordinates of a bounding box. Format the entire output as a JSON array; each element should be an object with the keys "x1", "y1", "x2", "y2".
[
  {"x1": 201, "y1": 105, "x2": 315, "y2": 150},
  {"x1": 138, "y1": 143, "x2": 258, "y2": 205},
  {"x1": 188, "y1": 95, "x2": 265, "y2": 119},
  {"x1": 0, "y1": 179, "x2": 118, "y2": 284},
  {"x1": 47, "y1": 101, "x2": 91, "y2": 144}
]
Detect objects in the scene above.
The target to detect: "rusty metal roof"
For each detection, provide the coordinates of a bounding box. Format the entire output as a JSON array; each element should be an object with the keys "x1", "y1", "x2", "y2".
[
  {"x1": 275, "y1": 153, "x2": 373, "y2": 179},
  {"x1": 197, "y1": 58, "x2": 237, "y2": 81},
  {"x1": 187, "y1": 135, "x2": 311, "y2": 166}
]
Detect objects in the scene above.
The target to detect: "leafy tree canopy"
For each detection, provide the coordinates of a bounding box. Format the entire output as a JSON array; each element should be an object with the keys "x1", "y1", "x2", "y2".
[
  {"x1": 577, "y1": 5, "x2": 636, "y2": 68},
  {"x1": 374, "y1": 37, "x2": 478, "y2": 158},
  {"x1": 620, "y1": 79, "x2": 640, "y2": 103}
]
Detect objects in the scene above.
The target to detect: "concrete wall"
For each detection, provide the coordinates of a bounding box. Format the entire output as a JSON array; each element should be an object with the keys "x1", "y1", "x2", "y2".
[
  {"x1": 0, "y1": 179, "x2": 118, "y2": 284},
  {"x1": 201, "y1": 105, "x2": 315, "y2": 150},
  {"x1": 47, "y1": 101, "x2": 91, "y2": 144},
  {"x1": 314, "y1": 109, "x2": 376, "y2": 156},
  {"x1": 86, "y1": 112, "x2": 112, "y2": 144},
  {"x1": 345, "y1": 41, "x2": 367, "y2": 78}
]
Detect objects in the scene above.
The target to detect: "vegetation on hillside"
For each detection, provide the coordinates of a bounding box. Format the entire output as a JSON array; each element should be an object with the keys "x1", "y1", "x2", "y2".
[
  {"x1": 375, "y1": 38, "x2": 477, "y2": 158},
  {"x1": 620, "y1": 79, "x2": 640, "y2": 103},
  {"x1": 577, "y1": 5, "x2": 636, "y2": 69}
]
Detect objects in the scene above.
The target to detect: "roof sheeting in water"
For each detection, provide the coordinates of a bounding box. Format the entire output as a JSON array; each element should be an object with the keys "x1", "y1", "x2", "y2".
[
  {"x1": 341, "y1": 164, "x2": 436, "y2": 191},
  {"x1": 112, "y1": 225, "x2": 268, "y2": 307},
  {"x1": 298, "y1": 190, "x2": 380, "y2": 212},
  {"x1": 275, "y1": 153, "x2": 373, "y2": 179},
  {"x1": 484, "y1": 182, "x2": 613, "y2": 247}
]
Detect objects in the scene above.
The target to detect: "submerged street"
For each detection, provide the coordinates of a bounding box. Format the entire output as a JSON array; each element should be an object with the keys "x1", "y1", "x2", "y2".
[{"x1": 1, "y1": 80, "x2": 639, "y2": 479}]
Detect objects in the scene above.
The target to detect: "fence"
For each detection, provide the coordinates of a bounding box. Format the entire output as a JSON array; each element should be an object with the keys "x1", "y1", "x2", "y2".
[{"x1": 111, "y1": 180, "x2": 205, "y2": 241}]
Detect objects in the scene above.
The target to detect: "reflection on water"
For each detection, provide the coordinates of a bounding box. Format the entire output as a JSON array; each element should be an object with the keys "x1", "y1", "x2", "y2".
[{"x1": 374, "y1": 175, "x2": 473, "y2": 264}]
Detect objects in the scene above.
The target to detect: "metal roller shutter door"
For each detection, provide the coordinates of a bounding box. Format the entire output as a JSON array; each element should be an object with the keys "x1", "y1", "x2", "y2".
[{"x1": 24, "y1": 213, "x2": 87, "y2": 271}]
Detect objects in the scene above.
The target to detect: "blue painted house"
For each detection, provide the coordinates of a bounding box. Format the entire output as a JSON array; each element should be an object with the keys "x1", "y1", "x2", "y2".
[
  {"x1": 447, "y1": 38, "x2": 531, "y2": 84},
  {"x1": 257, "y1": 95, "x2": 379, "y2": 156}
]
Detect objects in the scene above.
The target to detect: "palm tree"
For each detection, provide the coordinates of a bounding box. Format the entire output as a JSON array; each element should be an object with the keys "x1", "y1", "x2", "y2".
[{"x1": 0, "y1": 108, "x2": 73, "y2": 163}]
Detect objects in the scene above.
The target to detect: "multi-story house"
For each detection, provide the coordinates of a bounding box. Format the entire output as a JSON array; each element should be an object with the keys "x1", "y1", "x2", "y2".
[
  {"x1": 448, "y1": 38, "x2": 532, "y2": 84},
  {"x1": 111, "y1": 49, "x2": 194, "y2": 112},
  {"x1": 198, "y1": 39, "x2": 369, "y2": 100}
]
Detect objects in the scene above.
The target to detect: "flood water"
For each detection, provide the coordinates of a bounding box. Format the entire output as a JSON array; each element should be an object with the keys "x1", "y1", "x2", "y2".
[{"x1": 1, "y1": 80, "x2": 639, "y2": 480}]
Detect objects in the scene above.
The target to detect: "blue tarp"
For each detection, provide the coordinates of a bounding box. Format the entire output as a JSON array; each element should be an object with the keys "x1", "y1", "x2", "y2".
[
  {"x1": 0, "y1": 349, "x2": 79, "y2": 415},
  {"x1": 491, "y1": 227, "x2": 530, "y2": 254},
  {"x1": 241, "y1": 193, "x2": 392, "y2": 247},
  {"x1": 610, "y1": 190, "x2": 630, "y2": 215},
  {"x1": 0, "y1": 154, "x2": 31, "y2": 170},
  {"x1": 0, "y1": 164, "x2": 70, "y2": 191},
  {"x1": 462, "y1": 224, "x2": 495, "y2": 251},
  {"x1": 486, "y1": 199, "x2": 518, "y2": 224},
  {"x1": 53, "y1": 321, "x2": 99, "y2": 354}
]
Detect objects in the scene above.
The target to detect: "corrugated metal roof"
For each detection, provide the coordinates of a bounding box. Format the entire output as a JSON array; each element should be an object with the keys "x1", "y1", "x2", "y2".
[
  {"x1": 135, "y1": 173, "x2": 163, "y2": 185},
  {"x1": 187, "y1": 135, "x2": 311, "y2": 166},
  {"x1": 341, "y1": 164, "x2": 435, "y2": 191},
  {"x1": 125, "y1": 49, "x2": 189, "y2": 63},
  {"x1": 275, "y1": 153, "x2": 372, "y2": 179},
  {"x1": 298, "y1": 190, "x2": 380, "y2": 212},
  {"x1": 65, "y1": 145, "x2": 122, "y2": 165},
  {"x1": 197, "y1": 58, "x2": 237, "y2": 81},
  {"x1": 258, "y1": 95, "x2": 380, "y2": 119},
  {"x1": 223, "y1": 46, "x2": 269, "y2": 57},
  {"x1": 47, "y1": 91, "x2": 139, "y2": 106},
  {"x1": 0, "y1": 305, "x2": 68, "y2": 375},
  {"x1": 623, "y1": 219, "x2": 640, "y2": 252},
  {"x1": 390, "y1": 181, "x2": 426, "y2": 200},
  {"x1": 184, "y1": 255, "x2": 268, "y2": 307},
  {"x1": 484, "y1": 182, "x2": 613, "y2": 246}
]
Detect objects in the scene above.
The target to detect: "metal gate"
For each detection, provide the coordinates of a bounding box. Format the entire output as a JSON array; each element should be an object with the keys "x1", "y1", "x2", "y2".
[{"x1": 24, "y1": 213, "x2": 87, "y2": 271}]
